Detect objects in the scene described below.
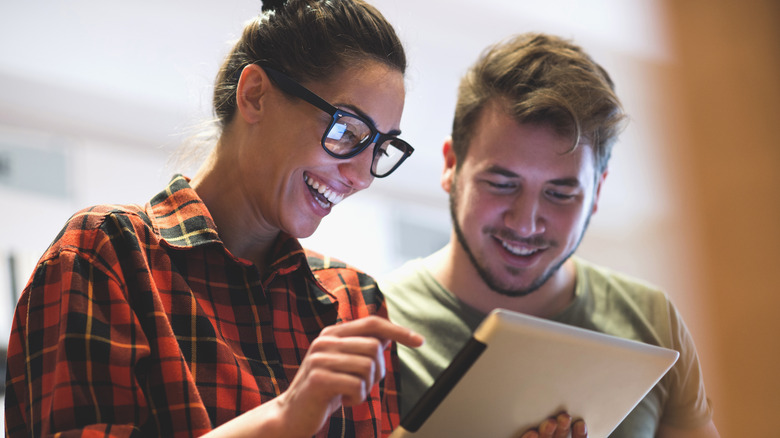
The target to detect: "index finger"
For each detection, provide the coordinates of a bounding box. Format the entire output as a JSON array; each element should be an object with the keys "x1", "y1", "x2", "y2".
[{"x1": 322, "y1": 316, "x2": 424, "y2": 348}]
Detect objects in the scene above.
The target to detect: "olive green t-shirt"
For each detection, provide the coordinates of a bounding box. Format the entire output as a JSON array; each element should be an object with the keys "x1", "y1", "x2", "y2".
[{"x1": 380, "y1": 256, "x2": 713, "y2": 437}]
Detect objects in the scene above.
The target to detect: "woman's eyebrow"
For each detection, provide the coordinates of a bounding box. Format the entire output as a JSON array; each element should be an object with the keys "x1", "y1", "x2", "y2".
[{"x1": 337, "y1": 103, "x2": 402, "y2": 136}]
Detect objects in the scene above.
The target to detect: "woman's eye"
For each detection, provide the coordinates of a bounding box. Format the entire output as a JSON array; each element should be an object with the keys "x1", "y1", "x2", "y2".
[{"x1": 342, "y1": 129, "x2": 358, "y2": 143}]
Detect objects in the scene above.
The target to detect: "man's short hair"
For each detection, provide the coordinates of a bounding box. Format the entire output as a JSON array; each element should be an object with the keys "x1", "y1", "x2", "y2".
[{"x1": 451, "y1": 33, "x2": 627, "y2": 173}]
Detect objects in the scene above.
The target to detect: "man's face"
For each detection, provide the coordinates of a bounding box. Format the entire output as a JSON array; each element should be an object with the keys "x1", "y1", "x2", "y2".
[{"x1": 445, "y1": 101, "x2": 605, "y2": 297}]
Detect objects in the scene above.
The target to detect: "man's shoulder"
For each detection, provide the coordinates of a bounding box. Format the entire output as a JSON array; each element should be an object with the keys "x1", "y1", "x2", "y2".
[
  {"x1": 382, "y1": 257, "x2": 429, "y2": 283},
  {"x1": 377, "y1": 258, "x2": 438, "y2": 307},
  {"x1": 574, "y1": 256, "x2": 669, "y2": 302},
  {"x1": 571, "y1": 256, "x2": 682, "y2": 347}
]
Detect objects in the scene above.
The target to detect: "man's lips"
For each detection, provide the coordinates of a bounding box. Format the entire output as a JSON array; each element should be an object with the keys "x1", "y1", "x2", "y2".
[
  {"x1": 499, "y1": 239, "x2": 542, "y2": 256},
  {"x1": 491, "y1": 230, "x2": 552, "y2": 258}
]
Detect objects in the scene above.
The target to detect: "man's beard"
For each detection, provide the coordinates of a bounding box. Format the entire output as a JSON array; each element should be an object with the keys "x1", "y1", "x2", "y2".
[{"x1": 449, "y1": 177, "x2": 592, "y2": 298}]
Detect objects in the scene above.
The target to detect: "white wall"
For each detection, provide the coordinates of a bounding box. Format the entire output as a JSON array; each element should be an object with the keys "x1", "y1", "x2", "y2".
[
  {"x1": 2, "y1": 1, "x2": 711, "y2": 418},
  {"x1": 0, "y1": 0, "x2": 682, "y2": 328}
]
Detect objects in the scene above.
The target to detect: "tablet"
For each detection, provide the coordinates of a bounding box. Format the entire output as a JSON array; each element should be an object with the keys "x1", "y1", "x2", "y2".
[{"x1": 390, "y1": 308, "x2": 679, "y2": 438}]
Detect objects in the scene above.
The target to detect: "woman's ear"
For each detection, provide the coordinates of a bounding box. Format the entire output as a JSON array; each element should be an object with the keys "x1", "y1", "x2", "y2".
[{"x1": 235, "y1": 64, "x2": 270, "y2": 124}]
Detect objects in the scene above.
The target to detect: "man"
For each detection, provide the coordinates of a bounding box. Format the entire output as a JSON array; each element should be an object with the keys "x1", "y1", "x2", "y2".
[{"x1": 381, "y1": 33, "x2": 719, "y2": 437}]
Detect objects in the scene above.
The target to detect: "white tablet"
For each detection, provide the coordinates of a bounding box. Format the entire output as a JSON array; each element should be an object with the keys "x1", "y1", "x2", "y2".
[{"x1": 390, "y1": 308, "x2": 679, "y2": 438}]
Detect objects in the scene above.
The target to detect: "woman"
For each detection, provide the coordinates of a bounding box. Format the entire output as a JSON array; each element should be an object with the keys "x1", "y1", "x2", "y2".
[{"x1": 4, "y1": 1, "x2": 423, "y2": 437}]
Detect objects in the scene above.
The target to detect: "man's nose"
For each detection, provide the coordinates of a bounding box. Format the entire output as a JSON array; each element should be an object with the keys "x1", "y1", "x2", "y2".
[{"x1": 504, "y1": 193, "x2": 545, "y2": 237}]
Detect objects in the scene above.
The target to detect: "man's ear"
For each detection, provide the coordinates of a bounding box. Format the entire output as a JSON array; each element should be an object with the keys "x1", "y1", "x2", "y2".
[
  {"x1": 235, "y1": 64, "x2": 271, "y2": 124},
  {"x1": 591, "y1": 168, "x2": 609, "y2": 215},
  {"x1": 441, "y1": 137, "x2": 457, "y2": 194}
]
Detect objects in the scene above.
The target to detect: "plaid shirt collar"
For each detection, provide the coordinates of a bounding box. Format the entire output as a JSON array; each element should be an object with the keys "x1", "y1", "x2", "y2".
[{"x1": 146, "y1": 175, "x2": 316, "y2": 288}]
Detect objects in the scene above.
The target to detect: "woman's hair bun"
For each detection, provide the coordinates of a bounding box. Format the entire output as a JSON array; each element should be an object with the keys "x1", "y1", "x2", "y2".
[{"x1": 261, "y1": 0, "x2": 288, "y2": 12}]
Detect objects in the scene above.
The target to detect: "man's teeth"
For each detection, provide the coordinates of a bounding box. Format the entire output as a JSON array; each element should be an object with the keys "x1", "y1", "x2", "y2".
[
  {"x1": 304, "y1": 175, "x2": 344, "y2": 205},
  {"x1": 501, "y1": 240, "x2": 538, "y2": 256}
]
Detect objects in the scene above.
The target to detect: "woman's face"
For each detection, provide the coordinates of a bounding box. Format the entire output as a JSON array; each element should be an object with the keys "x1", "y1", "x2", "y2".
[{"x1": 238, "y1": 61, "x2": 406, "y2": 239}]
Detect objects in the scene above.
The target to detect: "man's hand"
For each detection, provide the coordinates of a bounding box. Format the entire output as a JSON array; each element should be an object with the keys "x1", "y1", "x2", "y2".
[{"x1": 520, "y1": 413, "x2": 588, "y2": 438}]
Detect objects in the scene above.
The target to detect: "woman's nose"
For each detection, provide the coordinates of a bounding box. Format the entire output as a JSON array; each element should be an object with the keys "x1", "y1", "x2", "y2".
[{"x1": 338, "y1": 145, "x2": 375, "y2": 191}]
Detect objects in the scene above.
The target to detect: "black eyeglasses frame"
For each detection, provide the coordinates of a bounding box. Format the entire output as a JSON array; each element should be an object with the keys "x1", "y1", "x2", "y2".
[{"x1": 258, "y1": 64, "x2": 414, "y2": 178}]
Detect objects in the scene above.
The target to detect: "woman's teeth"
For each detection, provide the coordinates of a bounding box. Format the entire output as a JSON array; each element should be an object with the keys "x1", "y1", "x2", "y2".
[{"x1": 304, "y1": 175, "x2": 345, "y2": 206}]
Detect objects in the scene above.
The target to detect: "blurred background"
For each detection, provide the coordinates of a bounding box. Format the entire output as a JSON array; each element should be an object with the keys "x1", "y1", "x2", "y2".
[{"x1": 1, "y1": 1, "x2": 777, "y2": 436}]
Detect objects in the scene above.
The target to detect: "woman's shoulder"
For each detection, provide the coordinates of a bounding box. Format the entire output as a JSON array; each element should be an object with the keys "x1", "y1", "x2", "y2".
[
  {"x1": 305, "y1": 249, "x2": 375, "y2": 285},
  {"x1": 43, "y1": 203, "x2": 155, "y2": 259},
  {"x1": 69, "y1": 203, "x2": 150, "y2": 227},
  {"x1": 59, "y1": 203, "x2": 153, "y2": 239},
  {"x1": 304, "y1": 249, "x2": 386, "y2": 316},
  {"x1": 305, "y1": 248, "x2": 355, "y2": 269}
]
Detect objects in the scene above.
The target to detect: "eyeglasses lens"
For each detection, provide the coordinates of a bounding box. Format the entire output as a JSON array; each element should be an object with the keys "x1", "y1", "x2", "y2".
[
  {"x1": 324, "y1": 113, "x2": 372, "y2": 156},
  {"x1": 322, "y1": 112, "x2": 411, "y2": 177},
  {"x1": 372, "y1": 139, "x2": 408, "y2": 177}
]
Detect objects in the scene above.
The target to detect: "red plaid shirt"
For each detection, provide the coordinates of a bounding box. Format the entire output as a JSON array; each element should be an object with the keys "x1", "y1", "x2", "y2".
[{"x1": 5, "y1": 175, "x2": 400, "y2": 437}]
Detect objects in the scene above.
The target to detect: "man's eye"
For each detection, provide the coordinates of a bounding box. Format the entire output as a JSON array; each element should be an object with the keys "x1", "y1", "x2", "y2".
[
  {"x1": 486, "y1": 181, "x2": 515, "y2": 189},
  {"x1": 547, "y1": 190, "x2": 575, "y2": 200}
]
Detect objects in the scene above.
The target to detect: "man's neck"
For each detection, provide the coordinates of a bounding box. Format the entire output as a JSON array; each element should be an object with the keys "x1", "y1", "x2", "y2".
[{"x1": 425, "y1": 243, "x2": 577, "y2": 318}]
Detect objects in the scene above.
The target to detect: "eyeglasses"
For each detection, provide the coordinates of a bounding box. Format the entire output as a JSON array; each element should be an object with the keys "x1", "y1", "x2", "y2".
[{"x1": 260, "y1": 65, "x2": 414, "y2": 178}]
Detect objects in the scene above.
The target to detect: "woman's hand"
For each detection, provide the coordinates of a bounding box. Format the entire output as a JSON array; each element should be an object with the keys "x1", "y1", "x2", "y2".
[{"x1": 203, "y1": 316, "x2": 424, "y2": 438}]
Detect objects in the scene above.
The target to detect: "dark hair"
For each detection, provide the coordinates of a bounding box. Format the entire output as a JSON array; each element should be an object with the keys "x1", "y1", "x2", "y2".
[
  {"x1": 212, "y1": 0, "x2": 406, "y2": 129},
  {"x1": 451, "y1": 33, "x2": 626, "y2": 173}
]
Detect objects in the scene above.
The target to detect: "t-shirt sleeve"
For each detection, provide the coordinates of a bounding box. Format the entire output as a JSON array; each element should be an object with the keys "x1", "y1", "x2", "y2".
[{"x1": 660, "y1": 301, "x2": 715, "y2": 428}]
